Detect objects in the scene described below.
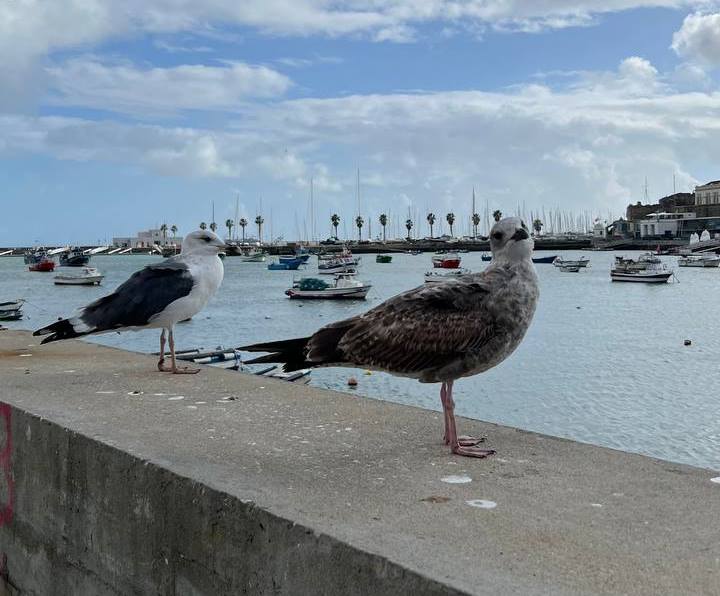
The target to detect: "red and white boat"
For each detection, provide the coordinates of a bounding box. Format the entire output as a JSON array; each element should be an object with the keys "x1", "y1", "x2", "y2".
[
  {"x1": 431, "y1": 252, "x2": 461, "y2": 269},
  {"x1": 29, "y1": 257, "x2": 55, "y2": 272}
]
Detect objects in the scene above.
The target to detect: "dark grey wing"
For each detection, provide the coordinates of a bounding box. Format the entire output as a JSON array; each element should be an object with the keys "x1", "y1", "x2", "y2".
[
  {"x1": 306, "y1": 266, "x2": 515, "y2": 377},
  {"x1": 34, "y1": 260, "x2": 194, "y2": 343}
]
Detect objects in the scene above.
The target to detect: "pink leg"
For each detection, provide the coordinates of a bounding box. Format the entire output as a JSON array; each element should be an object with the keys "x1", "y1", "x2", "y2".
[
  {"x1": 157, "y1": 329, "x2": 170, "y2": 371},
  {"x1": 444, "y1": 381, "x2": 494, "y2": 458},
  {"x1": 169, "y1": 328, "x2": 199, "y2": 374}
]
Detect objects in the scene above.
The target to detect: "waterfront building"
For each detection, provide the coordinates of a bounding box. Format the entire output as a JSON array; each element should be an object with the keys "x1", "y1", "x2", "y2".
[
  {"x1": 695, "y1": 180, "x2": 720, "y2": 208},
  {"x1": 112, "y1": 228, "x2": 183, "y2": 248},
  {"x1": 637, "y1": 212, "x2": 696, "y2": 238}
]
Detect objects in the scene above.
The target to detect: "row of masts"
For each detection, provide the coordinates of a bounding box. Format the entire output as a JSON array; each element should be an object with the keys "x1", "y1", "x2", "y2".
[{"x1": 214, "y1": 170, "x2": 619, "y2": 243}]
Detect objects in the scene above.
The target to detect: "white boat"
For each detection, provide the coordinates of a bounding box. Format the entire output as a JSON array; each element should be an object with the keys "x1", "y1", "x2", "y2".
[
  {"x1": 677, "y1": 254, "x2": 720, "y2": 268},
  {"x1": 553, "y1": 256, "x2": 589, "y2": 268},
  {"x1": 0, "y1": 299, "x2": 24, "y2": 321},
  {"x1": 424, "y1": 268, "x2": 471, "y2": 283},
  {"x1": 54, "y1": 267, "x2": 104, "y2": 285},
  {"x1": 558, "y1": 265, "x2": 580, "y2": 273},
  {"x1": 317, "y1": 260, "x2": 357, "y2": 275},
  {"x1": 613, "y1": 253, "x2": 659, "y2": 272},
  {"x1": 240, "y1": 249, "x2": 267, "y2": 262},
  {"x1": 286, "y1": 273, "x2": 371, "y2": 299},
  {"x1": 611, "y1": 260, "x2": 673, "y2": 283}
]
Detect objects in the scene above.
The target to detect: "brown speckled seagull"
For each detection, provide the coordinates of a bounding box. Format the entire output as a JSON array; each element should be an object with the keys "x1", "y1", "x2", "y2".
[{"x1": 241, "y1": 217, "x2": 539, "y2": 458}]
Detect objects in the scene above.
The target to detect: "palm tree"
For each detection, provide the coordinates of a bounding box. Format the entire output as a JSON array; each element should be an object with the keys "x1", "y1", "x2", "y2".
[
  {"x1": 471, "y1": 213, "x2": 480, "y2": 238},
  {"x1": 225, "y1": 218, "x2": 234, "y2": 240},
  {"x1": 239, "y1": 218, "x2": 248, "y2": 242},
  {"x1": 199, "y1": 222, "x2": 207, "y2": 230},
  {"x1": 159, "y1": 223, "x2": 168, "y2": 245},
  {"x1": 255, "y1": 215, "x2": 264, "y2": 243},
  {"x1": 355, "y1": 215, "x2": 364, "y2": 241},
  {"x1": 492, "y1": 210, "x2": 502, "y2": 222},
  {"x1": 533, "y1": 218, "x2": 543, "y2": 235},
  {"x1": 405, "y1": 218, "x2": 414, "y2": 240},
  {"x1": 426, "y1": 212, "x2": 436, "y2": 238},
  {"x1": 379, "y1": 213, "x2": 388, "y2": 242},
  {"x1": 170, "y1": 224, "x2": 178, "y2": 242},
  {"x1": 331, "y1": 214, "x2": 340, "y2": 239},
  {"x1": 209, "y1": 221, "x2": 217, "y2": 233},
  {"x1": 446, "y1": 212, "x2": 455, "y2": 237}
]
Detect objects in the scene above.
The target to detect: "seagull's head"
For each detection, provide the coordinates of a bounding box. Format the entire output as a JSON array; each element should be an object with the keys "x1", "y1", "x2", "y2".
[
  {"x1": 182, "y1": 230, "x2": 227, "y2": 256},
  {"x1": 489, "y1": 217, "x2": 533, "y2": 263}
]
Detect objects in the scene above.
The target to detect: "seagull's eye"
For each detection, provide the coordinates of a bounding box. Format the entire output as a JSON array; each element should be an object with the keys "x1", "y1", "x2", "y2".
[
  {"x1": 492, "y1": 231, "x2": 503, "y2": 241},
  {"x1": 521, "y1": 221, "x2": 527, "y2": 230},
  {"x1": 202, "y1": 236, "x2": 211, "y2": 242}
]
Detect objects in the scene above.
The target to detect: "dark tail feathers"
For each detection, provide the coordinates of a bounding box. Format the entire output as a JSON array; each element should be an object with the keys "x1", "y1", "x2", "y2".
[
  {"x1": 33, "y1": 318, "x2": 87, "y2": 344},
  {"x1": 240, "y1": 337, "x2": 311, "y2": 372}
]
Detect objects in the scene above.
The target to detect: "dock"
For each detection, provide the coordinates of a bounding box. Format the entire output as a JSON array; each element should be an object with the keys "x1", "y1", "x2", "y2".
[{"x1": 0, "y1": 329, "x2": 719, "y2": 594}]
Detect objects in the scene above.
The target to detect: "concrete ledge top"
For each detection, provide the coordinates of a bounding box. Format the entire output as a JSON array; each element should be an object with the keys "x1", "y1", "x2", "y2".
[{"x1": 2, "y1": 329, "x2": 719, "y2": 595}]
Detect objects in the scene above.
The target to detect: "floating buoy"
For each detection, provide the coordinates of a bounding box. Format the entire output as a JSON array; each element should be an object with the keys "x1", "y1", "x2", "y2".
[
  {"x1": 347, "y1": 376, "x2": 358, "y2": 387},
  {"x1": 684, "y1": 339, "x2": 692, "y2": 346}
]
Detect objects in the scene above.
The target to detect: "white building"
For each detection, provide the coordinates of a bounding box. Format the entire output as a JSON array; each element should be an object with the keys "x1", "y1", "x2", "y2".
[
  {"x1": 695, "y1": 181, "x2": 720, "y2": 206},
  {"x1": 112, "y1": 228, "x2": 183, "y2": 248},
  {"x1": 638, "y1": 212, "x2": 696, "y2": 238}
]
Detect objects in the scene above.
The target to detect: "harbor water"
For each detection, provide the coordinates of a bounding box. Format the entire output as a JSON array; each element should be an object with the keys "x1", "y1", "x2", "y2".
[{"x1": 2, "y1": 251, "x2": 719, "y2": 471}]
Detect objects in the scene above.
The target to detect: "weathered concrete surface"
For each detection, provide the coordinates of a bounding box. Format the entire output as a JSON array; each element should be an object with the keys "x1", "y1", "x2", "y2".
[{"x1": 0, "y1": 329, "x2": 719, "y2": 595}]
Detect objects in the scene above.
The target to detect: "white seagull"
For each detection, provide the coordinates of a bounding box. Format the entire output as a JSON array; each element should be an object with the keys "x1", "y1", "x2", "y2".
[
  {"x1": 34, "y1": 230, "x2": 226, "y2": 374},
  {"x1": 241, "y1": 217, "x2": 539, "y2": 458}
]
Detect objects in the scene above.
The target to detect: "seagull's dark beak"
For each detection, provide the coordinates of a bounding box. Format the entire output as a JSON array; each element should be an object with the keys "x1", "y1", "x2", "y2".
[{"x1": 512, "y1": 228, "x2": 529, "y2": 241}]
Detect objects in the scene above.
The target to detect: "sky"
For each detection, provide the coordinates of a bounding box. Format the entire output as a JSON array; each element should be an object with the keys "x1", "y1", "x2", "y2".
[{"x1": 2, "y1": 1, "x2": 720, "y2": 245}]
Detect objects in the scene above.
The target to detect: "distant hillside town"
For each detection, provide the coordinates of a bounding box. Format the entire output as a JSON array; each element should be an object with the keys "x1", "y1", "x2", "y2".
[{"x1": 601, "y1": 180, "x2": 720, "y2": 240}]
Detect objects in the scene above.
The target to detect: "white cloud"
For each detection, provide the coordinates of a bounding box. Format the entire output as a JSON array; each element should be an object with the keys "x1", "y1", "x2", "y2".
[
  {"x1": 672, "y1": 12, "x2": 720, "y2": 67},
  {"x1": 45, "y1": 57, "x2": 292, "y2": 114},
  {"x1": 3, "y1": 57, "x2": 718, "y2": 221}
]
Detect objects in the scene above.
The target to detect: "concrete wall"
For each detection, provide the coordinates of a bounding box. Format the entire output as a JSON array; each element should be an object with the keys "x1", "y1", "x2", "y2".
[
  {"x1": 0, "y1": 405, "x2": 458, "y2": 595},
  {"x1": 2, "y1": 330, "x2": 720, "y2": 596}
]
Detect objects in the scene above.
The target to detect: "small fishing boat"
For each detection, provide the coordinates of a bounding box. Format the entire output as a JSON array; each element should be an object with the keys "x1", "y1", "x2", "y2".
[
  {"x1": 54, "y1": 267, "x2": 104, "y2": 285},
  {"x1": 424, "y1": 268, "x2": 471, "y2": 283},
  {"x1": 59, "y1": 247, "x2": 91, "y2": 267},
  {"x1": 0, "y1": 299, "x2": 24, "y2": 321},
  {"x1": 558, "y1": 265, "x2": 580, "y2": 273},
  {"x1": 286, "y1": 273, "x2": 371, "y2": 299},
  {"x1": 376, "y1": 255, "x2": 392, "y2": 263},
  {"x1": 29, "y1": 257, "x2": 55, "y2": 272},
  {"x1": 431, "y1": 252, "x2": 461, "y2": 269},
  {"x1": 268, "y1": 258, "x2": 304, "y2": 271},
  {"x1": 317, "y1": 254, "x2": 358, "y2": 274},
  {"x1": 614, "y1": 253, "x2": 659, "y2": 272},
  {"x1": 481, "y1": 253, "x2": 492, "y2": 262},
  {"x1": 279, "y1": 253, "x2": 310, "y2": 264},
  {"x1": 553, "y1": 256, "x2": 589, "y2": 268},
  {"x1": 532, "y1": 254, "x2": 558, "y2": 264},
  {"x1": 611, "y1": 260, "x2": 673, "y2": 283},
  {"x1": 240, "y1": 249, "x2": 267, "y2": 262},
  {"x1": 677, "y1": 255, "x2": 720, "y2": 268}
]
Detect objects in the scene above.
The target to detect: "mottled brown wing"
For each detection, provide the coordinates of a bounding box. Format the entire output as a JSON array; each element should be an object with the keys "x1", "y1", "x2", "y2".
[{"x1": 307, "y1": 267, "x2": 514, "y2": 376}]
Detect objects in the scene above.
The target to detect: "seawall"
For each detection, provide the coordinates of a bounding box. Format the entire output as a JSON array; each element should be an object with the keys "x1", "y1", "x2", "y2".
[{"x1": 0, "y1": 329, "x2": 719, "y2": 595}]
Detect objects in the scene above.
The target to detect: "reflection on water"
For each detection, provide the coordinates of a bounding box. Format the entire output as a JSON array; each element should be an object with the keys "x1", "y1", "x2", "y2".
[{"x1": 3, "y1": 250, "x2": 719, "y2": 471}]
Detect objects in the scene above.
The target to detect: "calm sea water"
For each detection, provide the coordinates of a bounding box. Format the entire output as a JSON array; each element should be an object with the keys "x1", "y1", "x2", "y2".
[{"x1": 3, "y1": 251, "x2": 719, "y2": 471}]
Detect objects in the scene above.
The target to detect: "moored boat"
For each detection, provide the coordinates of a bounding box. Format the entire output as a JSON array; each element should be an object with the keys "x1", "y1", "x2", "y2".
[
  {"x1": 286, "y1": 273, "x2": 371, "y2": 299},
  {"x1": 677, "y1": 255, "x2": 720, "y2": 268},
  {"x1": 29, "y1": 257, "x2": 55, "y2": 272},
  {"x1": 239, "y1": 249, "x2": 267, "y2": 262},
  {"x1": 481, "y1": 253, "x2": 492, "y2": 262},
  {"x1": 611, "y1": 260, "x2": 673, "y2": 283},
  {"x1": 424, "y1": 268, "x2": 471, "y2": 283},
  {"x1": 376, "y1": 255, "x2": 392, "y2": 263},
  {"x1": 268, "y1": 258, "x2": 304, "y2": 270},
  {"x1": 553, "y1": 256, "x2": 589, "y2": 268},
  {"x1": 431, "y1": 252, "x2": 461, "y2": 269},
  {"x1": 54, "y1": 267, "x2": 104, "y2": 285},
  {"x1": 59, "y1": 247, "x2": 91, "y2": 267},
  {"x1": 532, "y1": 254, "x2": 558, "y2": 264},
  {"x1": 558, "y1": 265, "x2": 580, "y2": 273},
  {"x1": 0, "y1": 299, "x2": 24, "y2": 321}
]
